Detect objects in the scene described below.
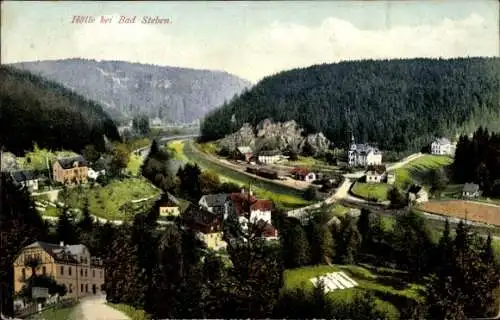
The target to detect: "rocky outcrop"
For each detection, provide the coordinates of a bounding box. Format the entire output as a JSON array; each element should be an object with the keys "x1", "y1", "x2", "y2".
[
  {"x1": 1, "y1": 152, "x2": 19, "y2": 172},
  {"x1": 218, "y1": 119, "x2": 332, "y2": 155}
]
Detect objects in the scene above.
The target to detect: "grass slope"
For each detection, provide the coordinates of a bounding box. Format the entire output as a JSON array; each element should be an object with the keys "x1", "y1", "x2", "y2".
[
  {"x1": 393, "y1": 155, "x2": 453, "y2": 190},
  {"x1": 106, "y1": 303, "x2": 148, "y2": 320},
  {"x1": 351, "y1": 182, "x2": 391, "y2": 202},
  {"x1": 284, "y1": 264, "x2": 425, "y2": 320},
  {"x1": 60, "y1": 177, "x2": 161, "y2": 220}
]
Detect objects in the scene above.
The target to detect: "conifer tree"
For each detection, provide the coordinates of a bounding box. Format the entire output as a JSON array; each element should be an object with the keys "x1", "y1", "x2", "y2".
[{"x1": 56, "y1": 206, "x2": 78, "y2": 245}]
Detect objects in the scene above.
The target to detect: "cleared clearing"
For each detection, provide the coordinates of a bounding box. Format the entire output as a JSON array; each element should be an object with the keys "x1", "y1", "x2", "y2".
[{"x1": 418, "y1": 200, "x2": 500, "y2": 226}]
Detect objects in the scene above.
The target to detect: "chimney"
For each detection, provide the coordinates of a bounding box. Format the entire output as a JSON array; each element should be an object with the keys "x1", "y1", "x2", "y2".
[{"x1": 60, "y1": 241, "x2": 64, "y2": 247}]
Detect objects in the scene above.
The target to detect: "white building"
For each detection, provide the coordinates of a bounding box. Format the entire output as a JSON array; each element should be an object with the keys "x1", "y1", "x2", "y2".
[
  {"x1": 257, "y1": 150, "x2": 283, "y2": 164},
  {"x1": 10, "y1": 170, "x2": 41, "y2": 191},
  {"x1": 88, "y1": 168, "x2": 106, "y2": 180},
  {"x1": 348, "y1": 136, "x2": 382, "y2": 167},
  {"x1": 365, "y1": 170, "x2": 384, "y2": 183},
  {"x1": 408, "y1": 185, "x2": 429, "y2": 204},
  {"x1": 431, "y1": 138, "x2": 455, "y2": 155}
]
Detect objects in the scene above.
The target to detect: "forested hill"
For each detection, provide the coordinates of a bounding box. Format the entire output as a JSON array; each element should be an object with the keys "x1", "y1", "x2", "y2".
[
  {"x1": 0, "y1": 66, "x2": 120, "y2": 155},
  {"x1": 9, "y1": 59, "x2": 252, "y2": 124},
  {"x1": 201, "y1": 57, "x2": 500, "y2": 152}
]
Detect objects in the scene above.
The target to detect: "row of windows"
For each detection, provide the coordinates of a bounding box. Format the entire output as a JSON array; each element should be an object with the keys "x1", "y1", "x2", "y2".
[
  {"x1": 62, "y1": 283, "x2": 98, "y2": 294},
  {"x1": 60, "y1": 266, "x2": 103, "y2": 278}
]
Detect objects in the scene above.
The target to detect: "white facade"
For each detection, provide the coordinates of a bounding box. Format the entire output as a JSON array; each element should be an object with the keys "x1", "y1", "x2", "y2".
[
  {"x1": 159, "y1": 206, "x2": 180, "y2": 217},
  {"x1": 88, "y1": 168, "x2": 105, "y2": 180},
  {"x1": 249, "y1": 209, "x2": 272, "y2": 225},
  {"x1": 409, "y1": 190, "x2": 428, "y2": 203},
  {"x1": 366, "y1": 172, "x2": 383, "y2": 183},
  {"x1": 258, "y1": 154, "x2": 281, "y2": 164},
  {"x1": 348, "y1": 138, "x2": 382, "y2": 167},
  {"x1": 304, "y1": 172, "x2": 316, "y2": 182},
  {"x1": 431, "y1": 138, "x2": 454, "y2": 155},
  {"x1": 22, "y1": 179, "x2": 39, "y2": 191}
]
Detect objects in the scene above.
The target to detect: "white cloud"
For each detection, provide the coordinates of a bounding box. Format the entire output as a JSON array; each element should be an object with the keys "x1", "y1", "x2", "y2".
[
  {"x1": 69, "y1": 13, "x2": 497, "y2": 83},
  {"x1": 217, "y1": 12, "x2": 497, "y2": 82}
]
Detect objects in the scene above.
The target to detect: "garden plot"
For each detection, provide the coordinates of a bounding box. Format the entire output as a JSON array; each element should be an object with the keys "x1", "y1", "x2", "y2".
[{"x1": 310, "y1": 271, "x2": 359, "y2": 294}]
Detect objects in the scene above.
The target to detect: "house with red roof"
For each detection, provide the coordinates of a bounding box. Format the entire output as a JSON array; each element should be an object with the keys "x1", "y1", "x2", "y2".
[
  {"x1": 291, "y1": 167, "x2": 317, "y2": 182},
  {"x1": 225, "y1": 189, "x2": 278, "y2": 240}
]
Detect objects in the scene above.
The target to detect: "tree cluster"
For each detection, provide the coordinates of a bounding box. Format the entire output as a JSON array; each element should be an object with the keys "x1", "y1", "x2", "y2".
[
  {"x1": 0, "y1": 66, "x2": 120, "y2": 156},
  {"x1": 453, "y1": 127, "x2": 500, "y2": 197},
  {"x1": 201, "y1": 57, "x2": 500, "y2": 152}
]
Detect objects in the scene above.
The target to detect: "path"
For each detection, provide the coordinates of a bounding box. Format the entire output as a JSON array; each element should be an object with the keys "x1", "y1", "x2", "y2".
[{"x1": 72, "y1": 295, "x2": 130, "y2": 320}]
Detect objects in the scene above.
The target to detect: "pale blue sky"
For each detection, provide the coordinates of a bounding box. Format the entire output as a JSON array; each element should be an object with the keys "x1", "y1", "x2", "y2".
[{"x1": 2, "y1": 1, "x2": 498, "y2": 82}]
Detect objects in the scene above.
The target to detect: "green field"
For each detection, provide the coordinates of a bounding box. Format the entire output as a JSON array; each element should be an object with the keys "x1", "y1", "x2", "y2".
[
  {"x1": 29, "y1": 302, "x2": 77, "y2": 320},
  {"x1": 284, "y1": 264, "x2": 425, "y2": 320},
  {"x1": 127, "y1": 154, "x2": 143, "y2": 176},
  {"x1": 59, "y1": 178, "x2": 161, "y2": 220},
  {"x1": 167, "y1": 140, "x2": 189, "y2": 161},
  {"x1": 393, "y1": 155, "x2": 453, "y2": 190},
  {"x1": 107, "y1": 303, "x2": 148, "y2": 320},
  {"x1": 181, "y1": 140, "x2": 312, "y2": 210},
  {"x1": 351, "y1": 182, "x2": 391, "y2": 202}
]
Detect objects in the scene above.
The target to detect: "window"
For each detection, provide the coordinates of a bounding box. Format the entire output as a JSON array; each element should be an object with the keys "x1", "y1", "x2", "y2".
[
  {"x1": 60, "y1": 266, "x2": 64, "y2": 275},
  {"x1": 85, "y1": 284, "x2": 88, "y2": 293},
  {"x1": 80, "y1": 268, "x2": 83, "y2": 276},
  {"x1": 42, "y1": 266, "x2": 46, "y2": 275},
  {"x1": 93, "y1": 270, "x2": 95, "y2": 278},
  {"x1": 69, "y1": 284, "x2": 73, "y2": 293},
  {"x1": 21, "y1": 268, "x2": 26, "y2": 280},
  {"x1": 81, "y1": 284, "x2": 84, "y2": 293},
  {"x1": 84, "y1": 269, "x2": 87, "y2": 277},
  {"x1": 100, "y1": 270, "x2": 103, "y2": 278},
  {"x1": 69, "y1": 267, "x2": 72, "y2": 276}
]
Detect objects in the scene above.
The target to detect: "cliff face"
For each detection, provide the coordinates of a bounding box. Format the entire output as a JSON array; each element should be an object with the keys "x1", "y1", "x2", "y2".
[
  {"x1": 10, "y1": 59, "x2": 252, "y2": 124},
  {"x1": 218, "y1": 119, "x2": 332, "y2": 155}
]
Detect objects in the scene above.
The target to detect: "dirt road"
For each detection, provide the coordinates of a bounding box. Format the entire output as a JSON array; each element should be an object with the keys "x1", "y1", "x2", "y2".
[{"x1": 71, "y1": 295, "x2": 130, "y2": 320}]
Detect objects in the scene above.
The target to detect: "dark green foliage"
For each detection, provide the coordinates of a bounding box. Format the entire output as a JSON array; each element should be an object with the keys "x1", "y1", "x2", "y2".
[
  {"x1": 176, "y1": 163, "x2": 202, "y2": 201},
  {"x1": 18, "y1": 275, "x2": 67, "y2": 301},
  {"x1": 426, "y1": 221, "x2": 500, "y2": 319},
  {"x1": 430, "y1": 168, "x2": 449, "y2": 198},
  {"x1": 388, "y1": 187, "x2": 407, "y2": 209},
  {"x1": 132, "y1": 115, "x2": 151, "y2": 136},
  {"x1": 0, "y1": 66, "x2": 120, "y2": 155},
  {"x1": 56, "y1": 207, "x2": 78, "y2": 245},
  {"x1": 306, "y1": 221, "x2": 334, "y2": 265},
  {"x1": 453, "y1": 127, "x2": 500, "y2": 196},
  {"x1": 201, "y1": 58, "x2": 500, "y2": 152},
  {"x1": 0, "y1": 174, "x2": 47, "y2": 316},
  {"x1": 303, "y1": 185, "x2": 319, "y2": 201},
  {"x1": 392, "y1": 211, "x2": 434, "y2": 279},
  {"x1": 281, "y1": 222, "x2": 310, "y2": 268},
  {"x1": 82, "y1": 145, "x2": 101, "y2": 165},
  {"x1": 274, "y1": 284, "x2": 389, "y2": 319},
  {"x1": 141, "y1": 140, "x2": 175, "y2": 192},
  {"x1": 336, "y1": 215, "x2": 362, "y2": 264}
]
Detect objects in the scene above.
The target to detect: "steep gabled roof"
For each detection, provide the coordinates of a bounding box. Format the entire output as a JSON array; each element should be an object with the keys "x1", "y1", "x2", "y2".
[
  {"x1": 10, "y1": 170, "x2": 40, "y2": 183},
  {"x1": 434, "y1": 137, "x2": 451, "y2": 145},
  {"x1": 56, "y1": 155, "x2": 87, "y2": 169},
  {"x1": 199, "y1": 193, "x2": 229, "y2": 208},
  {"x1": 250, "y1": 200, "x2": 273, "y2": 212},
  {"x1": 258, "y1": 150, "x2": 282, "y2": 157},
  {"x1": 182, "y1": 204, "x2": 222, "y2": 233},
  {"x1": 24, "y1": 241, "x2": 80, "y2": 263}
]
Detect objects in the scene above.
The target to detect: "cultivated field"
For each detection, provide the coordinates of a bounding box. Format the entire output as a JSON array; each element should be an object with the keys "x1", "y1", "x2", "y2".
[{"x1": 418, "y1": 200, "x2": 500, "y2": 226}]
